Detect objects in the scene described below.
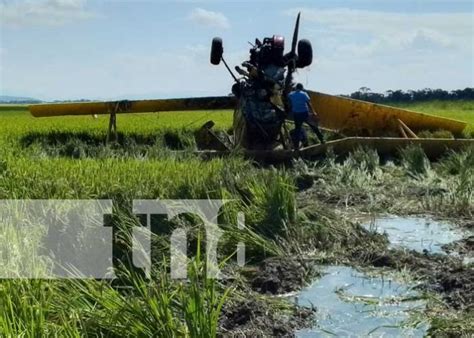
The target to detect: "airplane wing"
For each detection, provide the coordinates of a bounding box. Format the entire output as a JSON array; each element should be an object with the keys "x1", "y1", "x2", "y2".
[
  {"x1": 28, "y1": 91, "x2": 467, "y2": 137},
  {"x1": 29, "y1": 96, "x2": 236, "y2": 117}
]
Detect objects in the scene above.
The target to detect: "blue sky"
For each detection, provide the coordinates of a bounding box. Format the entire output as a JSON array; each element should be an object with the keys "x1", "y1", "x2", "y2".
[{"x1": 1, "y1": 0, "x2": 473, "y2": 101}]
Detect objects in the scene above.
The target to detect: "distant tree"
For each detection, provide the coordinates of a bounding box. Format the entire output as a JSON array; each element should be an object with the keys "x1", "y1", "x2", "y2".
[{"x1": 348, "y1": 87, "x2": 473, "y2": 103}]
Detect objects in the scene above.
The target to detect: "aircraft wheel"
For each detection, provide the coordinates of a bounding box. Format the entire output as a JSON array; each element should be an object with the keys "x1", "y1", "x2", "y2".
[
  {"x1": 210, "y1": 37, "x2": 223, "y2": 65},
  {"x1": 297, "y1": 39, "x2": 313, "y2": 68}
]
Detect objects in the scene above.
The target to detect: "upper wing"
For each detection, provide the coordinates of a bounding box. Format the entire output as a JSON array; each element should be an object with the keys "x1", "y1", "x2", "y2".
[{"x1": 29, "y1": 96, "x2": 236, "y2": 117}]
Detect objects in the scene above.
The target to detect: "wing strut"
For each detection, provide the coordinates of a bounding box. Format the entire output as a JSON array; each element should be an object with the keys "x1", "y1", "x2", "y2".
[{"x1": 106, "y1": 100, "x2": 132, "y2": 143}]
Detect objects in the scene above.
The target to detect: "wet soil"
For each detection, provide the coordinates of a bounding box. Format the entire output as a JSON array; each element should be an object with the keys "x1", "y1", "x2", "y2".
[
  {"x1": 218, "y1": 177, "x2": 473, "y2": 335},
  {"x1": 216, "y1": 257, "x2": 317, "y2": 336},
  {"x1": 218, "y1": 227, "x2": 472, "y2": 335},
  {"x1": 443, "y1": 235, "x2": 474, "y2": 256},
  {"x1": 351, "y1": 246, "x2": 474, "y2": 310},
  {"x1": 250, "y1": 257, "x2": 316, "y2": 295},
  {"x1": 297, "y1": 182, "x2": 474, "y2": 312},
  {"x1": 219, "y1": 298, "x2": 315, "y2": 337}
]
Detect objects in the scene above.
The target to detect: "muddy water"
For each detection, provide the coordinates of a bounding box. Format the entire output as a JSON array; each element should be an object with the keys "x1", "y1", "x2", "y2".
[
  {"x1": 362, "y1": 216, "x2": 470, "y2": 255},
  {"x1": 296, "y1": 266, "x2": 428, "y2": 337},
  {"x1": 295, "y1": 216, "x2": 471, "y2": 336}
]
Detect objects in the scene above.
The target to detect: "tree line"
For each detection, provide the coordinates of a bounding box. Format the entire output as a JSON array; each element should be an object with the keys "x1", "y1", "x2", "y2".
[{"x1": 343, "y1": 87, "x2": 474, "y2": 103}]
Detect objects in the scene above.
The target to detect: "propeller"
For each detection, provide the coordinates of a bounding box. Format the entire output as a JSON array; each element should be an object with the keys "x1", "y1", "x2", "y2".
[
  {"x1": 291, "y1": 12, "x2": 301, "y2": 58},
  {"x1": 284, "y1": 12, "x2": 301, "y2": 94}
]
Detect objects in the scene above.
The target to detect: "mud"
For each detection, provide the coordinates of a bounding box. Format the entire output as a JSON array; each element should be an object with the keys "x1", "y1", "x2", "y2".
[
  {"x1": 298, "y1": 181, "x2": 474, "y2": 309},
  {"x1": 250, "y1": 257, "x2": 316, "y2": 295},
  {"x1": 432, "y1": 266, "x2": 474, "y2": 310},
  {"x1": 219, "y1": 171, "x2": 473, "y2": 335},
  {"x1": 348, "y1": 218, "x2": 474, "y2": 310},
  {"x1": 222, "y1": 222, "x2": 472, "y2": 335},
  {"x1": 443, "y1": 235, "x2": 474, "y2": 256},
  {"x1": 219, "y1": 298, "x2": 315, "y2": 337},
  {"x1": 352, "y1": 246, "x2": 474, "y2": 310},
  {"x1": 217, "y1": 257, "x2": 317, "y2": 336}
]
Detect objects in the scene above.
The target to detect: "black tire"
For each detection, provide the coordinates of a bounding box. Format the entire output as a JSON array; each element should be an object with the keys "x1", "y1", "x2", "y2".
[
  {"x1": 210, "y1": 37, "x2": 223, "y2": 65},
  {"x1": 296, "y1": 39, "x2": 313, "y2": 68}
]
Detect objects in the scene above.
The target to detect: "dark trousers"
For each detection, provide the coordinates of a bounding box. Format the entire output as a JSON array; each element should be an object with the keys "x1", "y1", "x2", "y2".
[{"x1": 292, "y1": 113, "x2": 325, "y2": 148}]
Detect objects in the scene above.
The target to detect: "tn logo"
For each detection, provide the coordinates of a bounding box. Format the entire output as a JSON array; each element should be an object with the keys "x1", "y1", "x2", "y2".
[{"x1": 132, "y1": 200, "x2": 246, "y2": 280}]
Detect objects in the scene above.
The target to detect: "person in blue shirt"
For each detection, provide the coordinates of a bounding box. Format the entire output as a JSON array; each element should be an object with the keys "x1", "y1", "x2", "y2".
[{"x1": 288, "y1": 83, "x2": 325, "y2": 148}]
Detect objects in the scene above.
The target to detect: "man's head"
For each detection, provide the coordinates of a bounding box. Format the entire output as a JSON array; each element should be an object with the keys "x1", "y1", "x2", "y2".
[{"x1": 295, "y1": 83, "x2": 304, "y2": 91}]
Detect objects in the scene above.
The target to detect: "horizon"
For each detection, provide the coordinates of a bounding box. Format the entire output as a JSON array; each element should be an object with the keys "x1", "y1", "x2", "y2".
[{"x1": 1, "y1": 87, "x2": 474, "y2": 103}]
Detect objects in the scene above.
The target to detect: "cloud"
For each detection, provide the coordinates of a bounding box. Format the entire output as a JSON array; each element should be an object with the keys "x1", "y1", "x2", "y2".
[
  {"x1": 287, "y1": 8, "x2": 472, "y2": 53},
  {"x1": 188, "y1": 8, "x2": 230, "y2": 29},
  {"x1": 0, "y1": 0, "x2": 97, "y2": 27},
  {"x1": 284, "y1": 7, "x2": 473, "y2": 93},
  {"x1": 288, "y1": 8, "x2": 472, "y2": 36},
  {"x1": 407, "y1": 29, "x2": 454, "y2": 50}
]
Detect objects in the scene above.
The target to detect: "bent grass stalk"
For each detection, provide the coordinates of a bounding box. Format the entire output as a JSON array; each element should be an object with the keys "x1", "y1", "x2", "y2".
[{"x1": 0, "y1": 104, "x2": 472, "y2": 334}]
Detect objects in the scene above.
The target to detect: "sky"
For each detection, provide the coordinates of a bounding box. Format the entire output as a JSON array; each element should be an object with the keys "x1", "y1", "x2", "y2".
[{"x1": 0, "y1": 0, "x2": 473, "y2": 101}]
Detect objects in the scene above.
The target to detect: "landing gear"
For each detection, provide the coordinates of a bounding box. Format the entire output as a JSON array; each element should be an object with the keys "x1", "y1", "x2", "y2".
[
  {"x1": 296, "y1": 39, "x2": 313, "y2": 68},
  {"x1": 106, "y1": 100, "x2": 132, "y2": 143},
  {"x1": 210, "y1": 37, "x2": 223, "y2": 65}
]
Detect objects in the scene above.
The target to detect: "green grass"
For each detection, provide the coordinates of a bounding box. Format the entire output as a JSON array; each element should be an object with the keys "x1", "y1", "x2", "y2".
[
  {"x1": 0, "y1": 107, "x2": 233, "y2": 133},
  {"x1": 0, "y1": 104, "x2": 305, "y2": 336},
  {"x1": 0, "y1": 100, "x2": 472, "y2": 335},
  {"x1": 0, "y1": 106, "x2": 269, "y2": 335},
  {"x1": 0, "y1": 104, "x2": 29, "y2": 111},
  {"x1": 395, "y1": 100, "x2": 474, "y2": 134}
]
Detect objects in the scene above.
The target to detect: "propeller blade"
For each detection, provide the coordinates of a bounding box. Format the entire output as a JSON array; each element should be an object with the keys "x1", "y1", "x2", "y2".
[
  {"x1": 291, "y1": 12, "x2": 301, "y2": 55},
  {"x1": 284, "y1": 12, "x2": 301, "y2": 95}
]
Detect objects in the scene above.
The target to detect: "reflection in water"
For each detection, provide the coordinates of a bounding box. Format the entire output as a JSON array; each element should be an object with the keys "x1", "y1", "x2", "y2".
[
  {"x1": 296, "y1": 266, "x2": 428, "y2": 337},
  {"x1": 363, "y1": 216, "x2": 468, "y2": 254}
]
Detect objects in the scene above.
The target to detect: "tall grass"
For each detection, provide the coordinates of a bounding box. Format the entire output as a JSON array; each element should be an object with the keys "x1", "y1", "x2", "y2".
[
  {"x1": 0, "y1": 107, "x2": 298, "y2": 335},
  {"x1": 1, "y1": 104, "x2": 472, "y2": 334},
  {"x1": 399, "y1": 145, "x2": 431, "y2": 177},
  {"x1": 428, "y1": 147, "x2": 474, "y2": 217},
  {"x1": 0, "y1": 227, "x2": 234, "y2": 336}
]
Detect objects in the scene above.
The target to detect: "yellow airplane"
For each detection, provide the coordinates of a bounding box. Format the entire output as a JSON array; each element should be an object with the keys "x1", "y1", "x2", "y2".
[{"x1": 29, "y1": 13, "x2": 471, "y2": 159}]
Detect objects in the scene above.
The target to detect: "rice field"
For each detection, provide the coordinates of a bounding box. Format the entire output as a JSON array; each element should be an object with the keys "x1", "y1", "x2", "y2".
[
  {"x1": 0, "y1": 104, "x2": 299, "y2": 336},
  {"x1": 391, "y1": 100, "x2": 474, "y2": 134},
  {"x1": 0, "y1": 100, "x2": 472, "y2": 336}
]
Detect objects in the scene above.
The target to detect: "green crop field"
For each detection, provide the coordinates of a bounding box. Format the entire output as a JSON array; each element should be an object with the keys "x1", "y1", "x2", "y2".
[
  {"x1": 0, "y1": 100, "x2": 473, "y2": 336},
  {"x1": 0, "y1": 103, "x2": 297, "y2": 336},
  {"x1": 394, "y1": 100, "x2": 474, "y2": 133},
  {"x1": 1, "y1": 99, "x2": 473, "y2": 133}
]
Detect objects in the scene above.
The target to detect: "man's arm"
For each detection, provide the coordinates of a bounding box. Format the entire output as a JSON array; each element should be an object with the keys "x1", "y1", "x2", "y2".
[{"x1": 307, "y1": 100, "x2": 319, "y2": 119}]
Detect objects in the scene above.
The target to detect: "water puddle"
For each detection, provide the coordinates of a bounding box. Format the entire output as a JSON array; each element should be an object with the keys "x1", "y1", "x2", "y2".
[
  {"x1": 296, "y1": 266, "x2": 428, "y2": 337},
  {"x1": 362, "y1": 216, "x2": 469, "y2": 255},
  {"x1": 295, "y1": 216, "x2": 471, "y2": 336}
]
